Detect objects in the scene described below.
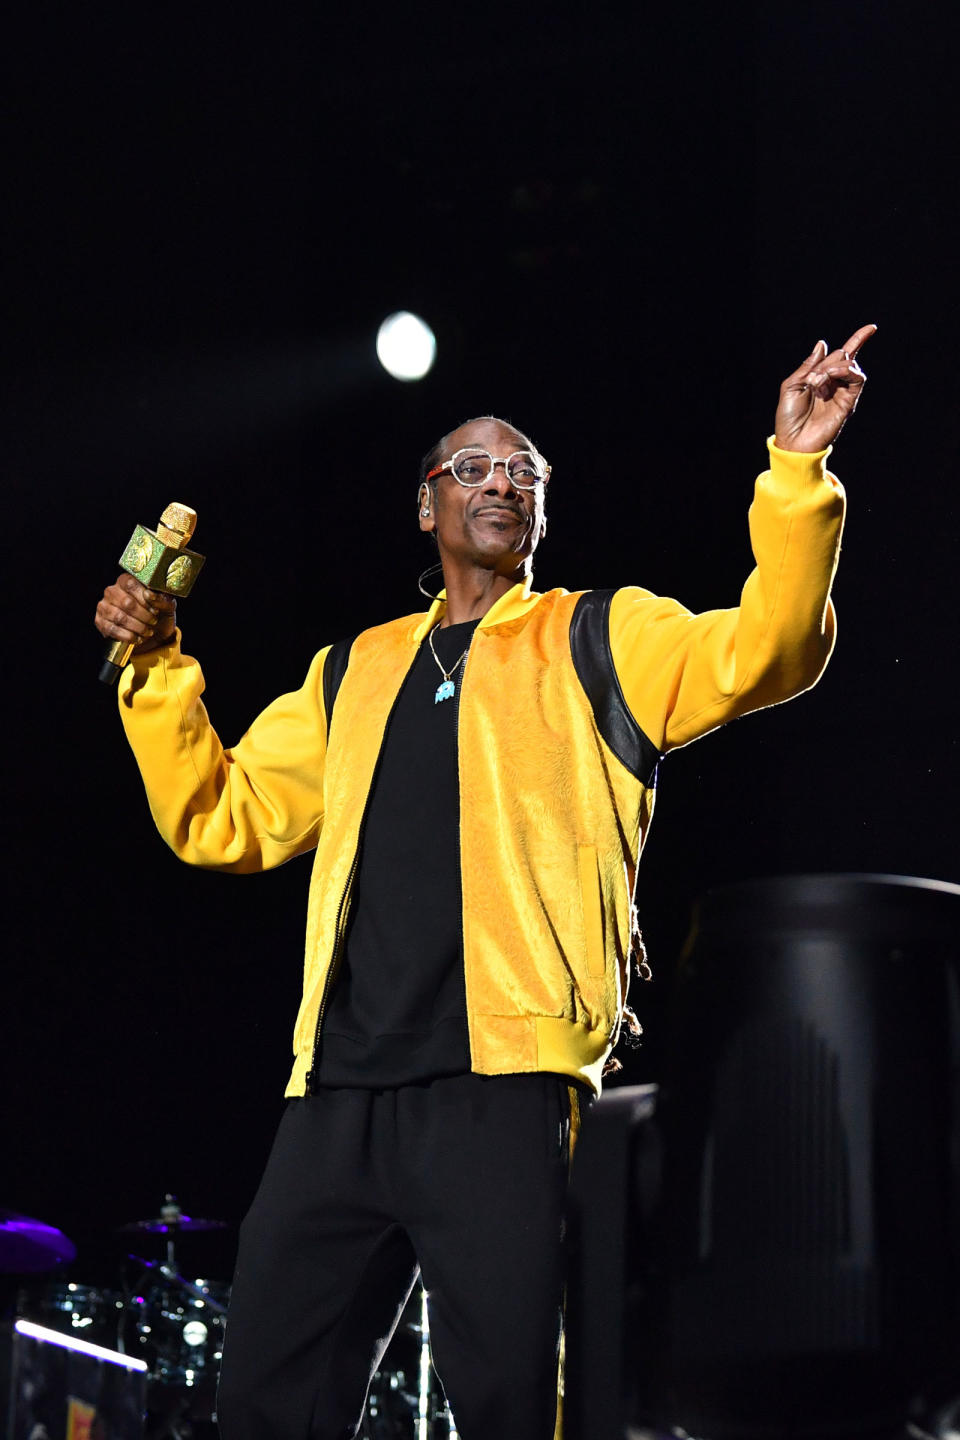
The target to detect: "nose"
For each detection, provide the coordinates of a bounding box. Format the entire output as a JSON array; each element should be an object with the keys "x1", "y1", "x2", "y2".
[{"x1": 483, "y1": 461, "x2": 519, "y2": 495}]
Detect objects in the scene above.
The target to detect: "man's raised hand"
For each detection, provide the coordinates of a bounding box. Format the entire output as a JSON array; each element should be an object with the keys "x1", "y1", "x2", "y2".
[{"x1": 774, "y1": 324, "x2": 876, "y2": 453}]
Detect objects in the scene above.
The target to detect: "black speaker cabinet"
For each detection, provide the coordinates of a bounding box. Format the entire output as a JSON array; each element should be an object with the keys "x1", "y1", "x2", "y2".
[{"x1": 568, "y1": 873, "x2": 960, "y2": 1440}]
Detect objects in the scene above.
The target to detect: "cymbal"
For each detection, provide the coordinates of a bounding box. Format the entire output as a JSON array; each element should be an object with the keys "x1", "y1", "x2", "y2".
[
  {"x1": 119, "y1": 1214, "x2": 227, "y2": 1235},
  {"x1": 0, "y1": 1209, "x2": 77, "y2": 1274}
]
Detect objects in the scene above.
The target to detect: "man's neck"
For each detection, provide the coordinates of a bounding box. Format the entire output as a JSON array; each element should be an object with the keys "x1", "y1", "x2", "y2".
[{"x1": 438, "y1": 562, "x2": 530, "y2": 626}]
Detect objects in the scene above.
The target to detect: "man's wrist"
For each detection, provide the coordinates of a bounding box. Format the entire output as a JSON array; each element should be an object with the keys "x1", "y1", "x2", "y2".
[
  {"x1": 769, "y1": 434, "x2": 831, "y2": 461},
  {"x1": 772, "y1": 435, "x2": 832, "y2": 457}
]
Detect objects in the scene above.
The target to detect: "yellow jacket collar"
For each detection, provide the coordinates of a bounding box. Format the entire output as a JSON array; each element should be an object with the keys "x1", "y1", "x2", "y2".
[{"x1": 412, "y1": 576, "x2": 540, "y2": 642}]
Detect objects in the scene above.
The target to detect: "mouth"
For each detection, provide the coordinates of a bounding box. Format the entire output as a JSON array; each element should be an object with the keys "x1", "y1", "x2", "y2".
[{"x1": 473, "y1": 505, "x2": 525, "y2": 524}]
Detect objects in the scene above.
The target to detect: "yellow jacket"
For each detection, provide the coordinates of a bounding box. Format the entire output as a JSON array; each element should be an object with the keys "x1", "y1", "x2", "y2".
[{"x1": 118, "y1": 442, "x2": 845, "y2": 1096}]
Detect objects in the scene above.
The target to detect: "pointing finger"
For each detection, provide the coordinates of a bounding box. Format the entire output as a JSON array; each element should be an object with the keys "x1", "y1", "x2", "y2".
[{"x1": 840, "y1": 323, "x2": 877, "y2": 359}]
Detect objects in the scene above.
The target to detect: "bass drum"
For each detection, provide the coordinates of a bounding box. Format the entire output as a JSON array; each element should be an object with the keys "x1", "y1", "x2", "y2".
[{"x1": 124, "y1": 1277, "x2": 229, "y2": 1420}]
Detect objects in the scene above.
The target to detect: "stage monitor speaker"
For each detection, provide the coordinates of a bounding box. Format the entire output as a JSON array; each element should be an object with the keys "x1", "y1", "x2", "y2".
[{"x1": 2, "y1": 1318, "x2": 147, "y2": 1439}]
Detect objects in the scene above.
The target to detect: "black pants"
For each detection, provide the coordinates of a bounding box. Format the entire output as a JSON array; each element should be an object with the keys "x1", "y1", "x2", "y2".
[{"x1": 217, "y1": 1072, "x2": 578, "y2": 1440}]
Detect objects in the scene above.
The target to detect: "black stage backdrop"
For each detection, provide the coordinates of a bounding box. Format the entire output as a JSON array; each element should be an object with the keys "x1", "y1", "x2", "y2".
[{"x1": 3, "y1": 1, "x2": 956, "y2": 1285}]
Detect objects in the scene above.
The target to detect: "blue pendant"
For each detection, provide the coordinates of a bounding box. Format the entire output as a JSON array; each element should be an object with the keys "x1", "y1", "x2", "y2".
[{"x1": 434, "y1": 679, "x2": 456, "y2": 704}]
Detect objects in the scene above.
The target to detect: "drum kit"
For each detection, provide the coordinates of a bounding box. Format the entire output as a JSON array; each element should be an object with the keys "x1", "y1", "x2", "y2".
[{"x1": 2, "y1": 1198, "x2": 458, "y2": 1438}]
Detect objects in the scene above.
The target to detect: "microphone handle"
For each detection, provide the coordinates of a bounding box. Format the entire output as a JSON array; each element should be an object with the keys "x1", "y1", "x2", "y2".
[{"x1": 99, "y1": 638, "x2": 136, "y2": 686}]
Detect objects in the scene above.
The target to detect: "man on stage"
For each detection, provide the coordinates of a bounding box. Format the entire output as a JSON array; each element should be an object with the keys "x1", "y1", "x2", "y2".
[{"x1": 95, "y1": 324, "x2": 874, "y2": 1439}]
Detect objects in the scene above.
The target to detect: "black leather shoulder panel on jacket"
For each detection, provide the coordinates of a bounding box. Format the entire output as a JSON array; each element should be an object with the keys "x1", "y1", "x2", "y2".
[
  {"x1": 569, "y1": 590, "x2": 660, "y2": 785},
  {"x1": 322, "y1": 635, "x2": 356, "y2": 732}
]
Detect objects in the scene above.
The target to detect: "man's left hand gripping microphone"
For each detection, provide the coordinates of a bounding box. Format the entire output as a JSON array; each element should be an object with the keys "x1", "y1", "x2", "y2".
[{"x1": 98, "y1": 502, "x2": 206, "y2": 685}]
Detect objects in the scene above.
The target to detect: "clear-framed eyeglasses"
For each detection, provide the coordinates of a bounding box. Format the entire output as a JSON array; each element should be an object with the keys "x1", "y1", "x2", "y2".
[{"x1": 425, "y1": 448, "x2": 551, "y2": 492}]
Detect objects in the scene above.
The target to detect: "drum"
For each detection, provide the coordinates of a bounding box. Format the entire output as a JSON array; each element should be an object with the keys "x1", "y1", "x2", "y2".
[
  {"x1": 24, "y1": 1282, "x2": 126, "y2": 1352},
  {"x1": 123, "y1": 1276, "x2": 229, "y2": 1419},
  {"x1": 360, "y1": 1286, "x2": 458, "y2": 1438},
  {"x1": 362, "y1": 1370, "x2": 457, "y2": 1438},
  {"x1": 363, "y1": 1365, "x2": 420, "y2": 1438}
]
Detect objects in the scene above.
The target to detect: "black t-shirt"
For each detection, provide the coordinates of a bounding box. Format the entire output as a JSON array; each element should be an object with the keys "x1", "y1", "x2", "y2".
[{"x1": 314, "y1": 619, "x2": 479, "y2": 1087}]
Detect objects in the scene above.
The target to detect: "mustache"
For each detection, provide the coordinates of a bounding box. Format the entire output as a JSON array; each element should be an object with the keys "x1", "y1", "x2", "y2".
[{"x1": 472, "y1": 500, "x2": 526, "y2": 519}]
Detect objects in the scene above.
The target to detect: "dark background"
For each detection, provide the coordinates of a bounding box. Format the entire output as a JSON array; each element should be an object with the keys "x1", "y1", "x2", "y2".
[{"x1": 4, "y1": 0, "x2": 957, "y2": 1289}]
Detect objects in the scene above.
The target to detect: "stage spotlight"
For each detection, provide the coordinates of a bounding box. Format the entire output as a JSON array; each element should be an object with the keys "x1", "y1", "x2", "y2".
[{"x1": 376, "y1": 312, "x2": 437, "y2": 381}]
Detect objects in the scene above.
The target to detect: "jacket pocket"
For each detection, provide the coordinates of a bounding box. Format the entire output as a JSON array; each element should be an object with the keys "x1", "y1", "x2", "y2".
[{"x1": 577, "y1": 843, "x2": 606, "y2": 979}]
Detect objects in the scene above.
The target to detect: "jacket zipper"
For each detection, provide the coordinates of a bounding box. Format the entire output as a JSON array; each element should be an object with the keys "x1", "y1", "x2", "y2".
[
  {"x1": 303, "y1": 644, "x2": 420, "y2": 1095},
  {"x1": 453, "y1": 631, "x2": 473, "y2": 1065},
  {"x1": 303, "y1": 847, "x2": 360, "y2": 1094}
]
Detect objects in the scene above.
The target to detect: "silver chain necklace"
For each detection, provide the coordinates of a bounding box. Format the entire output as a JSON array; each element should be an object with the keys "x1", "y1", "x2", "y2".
[{"x1": 427, "y1": 623, "x2": 470, "y2": 704}]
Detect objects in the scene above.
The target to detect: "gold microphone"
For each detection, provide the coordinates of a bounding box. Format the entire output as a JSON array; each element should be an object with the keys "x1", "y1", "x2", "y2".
[{"x1": 99, "y1": 501, "x2": 206, "y2": 685}]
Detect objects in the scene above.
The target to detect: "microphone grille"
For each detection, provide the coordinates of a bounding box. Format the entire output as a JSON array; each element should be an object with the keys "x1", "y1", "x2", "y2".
[{"x1": 157, "y1": 502, "x2": 197, "y2": 548}]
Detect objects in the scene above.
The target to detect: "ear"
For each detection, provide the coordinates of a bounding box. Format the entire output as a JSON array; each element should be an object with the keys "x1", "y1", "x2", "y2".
[{"x1": 418, "y1": 483, "x2": 435, "y2": 532}]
